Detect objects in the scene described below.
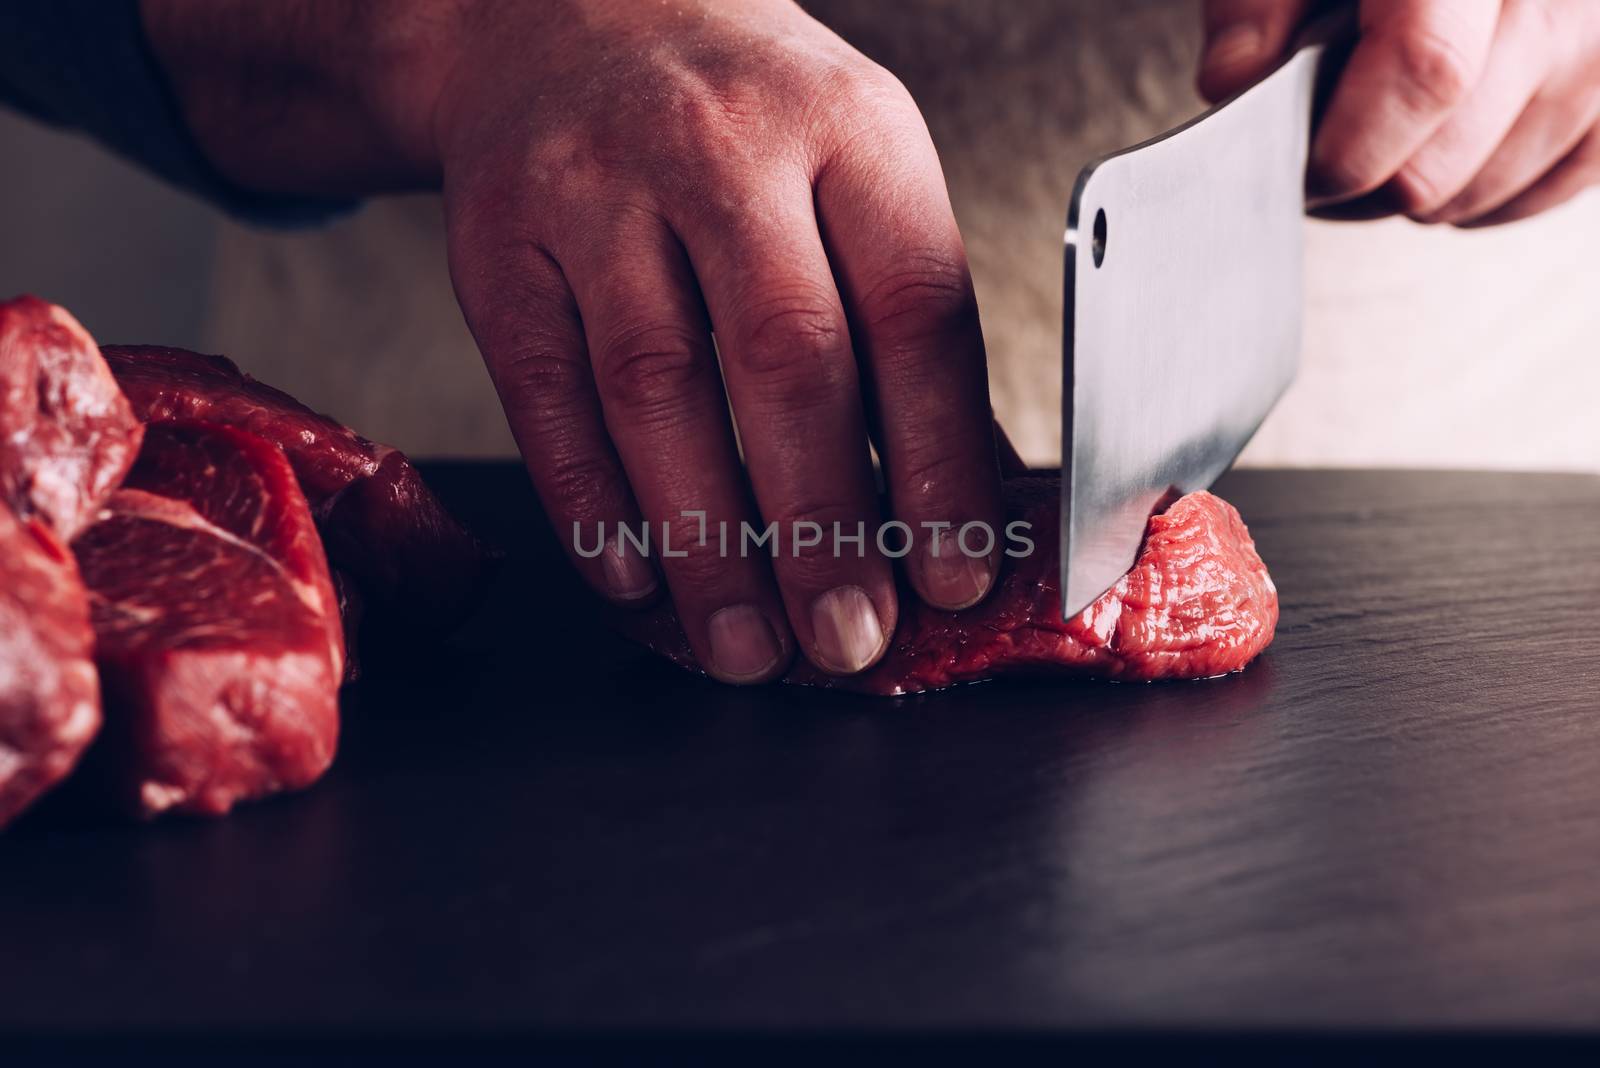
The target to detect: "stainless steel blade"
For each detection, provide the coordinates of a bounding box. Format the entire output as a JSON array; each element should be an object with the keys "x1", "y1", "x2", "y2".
[{"x1": 1060, "y1": 42, "x2": 1327, "y2": 620}]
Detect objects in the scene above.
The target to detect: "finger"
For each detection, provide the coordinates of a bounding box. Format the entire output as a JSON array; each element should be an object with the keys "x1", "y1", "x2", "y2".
[
  {"x1": 558, "y1": 209, "x2": 795, "y2": 684},
  {"x1": 446, "y1": 226, "x2": 658, "y2": 605},
  {"x1": 674, "y1": 176, "x2": 897, "y2": 677},
  {"x1": 1198, "y1": 0, "x2": 1319, "y2": 102},
  {"x1": 815, "y1": 108, "x2": 1006, "y2": 611},
  {"x1": 1457, "y1": 124, "x2": 1600, "y2": 227},
  {"x1": 994, "y1": 419, "x2": 1029, "y2": 477},
  {"x1": 1429, "y1": 91, "x2": 1600, "y2": 224},
  {"x1": 1394, "y1": 0, "x2": 1553, "y2": 219},
  {"x1": 1309, "y1": 0, "x2": 1500, "y2": 206}
]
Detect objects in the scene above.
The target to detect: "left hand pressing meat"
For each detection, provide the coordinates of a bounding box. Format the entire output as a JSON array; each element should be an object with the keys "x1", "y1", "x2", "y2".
[
  {"x1": 141, "y1": 0, "x2": 1007, "y2": 684},
  {"x1": 1198, "y1": 0, "x2": 1600, "y2": 226},
  {"x1": 616, "y1": 479, "x2": 1279, "y2": 696}
]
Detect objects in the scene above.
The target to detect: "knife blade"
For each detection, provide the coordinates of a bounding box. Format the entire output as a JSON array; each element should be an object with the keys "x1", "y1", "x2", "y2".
[{"x1": 1059, "y1": 38, "x2": 1335, "y2": 620}]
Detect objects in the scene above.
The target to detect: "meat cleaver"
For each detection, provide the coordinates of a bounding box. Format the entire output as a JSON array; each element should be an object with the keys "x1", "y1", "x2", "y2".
[{"x1": 1059, "y1": 36, "x2": 1339, "y2": 620}]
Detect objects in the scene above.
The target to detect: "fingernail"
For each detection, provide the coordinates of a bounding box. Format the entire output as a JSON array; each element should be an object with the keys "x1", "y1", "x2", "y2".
[
  {"x1": 601, "y1": 535, "x2": 657, "y2": 601},
  {"x1": 1202, "y1": 23, "x2": 1264, "y2": 78},
  {"x1": 707, "y1": 604, "x2": 784, "y2": 682},
  {"x1": 810, "y1": 585, "x2": 886, "y2": 675},
  {"x1": 921, "y1": 535, "x2": 994, "y2": 611}
]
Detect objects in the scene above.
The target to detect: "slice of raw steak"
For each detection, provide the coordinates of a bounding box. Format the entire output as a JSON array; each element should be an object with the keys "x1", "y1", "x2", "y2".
[
  {"x1": 119, "y1": 420, "x2": 346, "y2": 678},
  {"x1": 0, "y1": 507, "x2": 99, "y2": 828},
  {"x1": 617, "y1": 479, "x2": 1278, "y2": 696},
  {"x1": 73, "y1": 422, "x2": 342, "y2": 818},
  {"x1": 0, "y1": 296, "x2": 143, "y2": 540},
  {"x1": 100, "y1": 344, "x2": 492, "y2": 627},
  {"x1": 0, "y1": 295, "x2": 141, "y2": 829}
]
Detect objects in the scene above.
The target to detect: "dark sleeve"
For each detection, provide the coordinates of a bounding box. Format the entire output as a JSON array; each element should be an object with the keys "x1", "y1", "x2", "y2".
[{"x1": 0, "y1": 0, "x2": 356, "y2": 227}]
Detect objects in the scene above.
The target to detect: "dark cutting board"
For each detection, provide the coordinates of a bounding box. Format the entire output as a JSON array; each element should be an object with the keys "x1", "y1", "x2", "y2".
[{"x1": 3, "y1": 465, "x2": 1599, "y2": 1050}]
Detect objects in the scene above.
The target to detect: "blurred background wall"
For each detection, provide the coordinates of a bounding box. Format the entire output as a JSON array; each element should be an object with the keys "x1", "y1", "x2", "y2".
[
  {"x1": 3, "y1": 0, "x2": 1596, "y2": 471},
  {"x1": 0, "y1": 105, "x2": 213, "y2": 350},
  {"x1": 0, "y1": 105, "x2": 519, "y2": 460}
]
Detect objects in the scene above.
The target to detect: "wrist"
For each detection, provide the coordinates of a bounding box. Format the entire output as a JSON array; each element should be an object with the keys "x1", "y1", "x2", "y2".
[{"x1": 139, "y1": 0, "x2": 473, "y2": 196}]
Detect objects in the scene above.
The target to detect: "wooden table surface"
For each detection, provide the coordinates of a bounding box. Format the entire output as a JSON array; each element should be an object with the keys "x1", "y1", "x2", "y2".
[{"x1": 4, "y1": 465, "x2": 1599, "y2": 1048}]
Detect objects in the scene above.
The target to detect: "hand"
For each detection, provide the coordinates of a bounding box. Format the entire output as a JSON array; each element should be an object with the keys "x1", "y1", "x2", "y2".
[
  {"x1": 144, "y1": 0, "x2": 1006, "y2": 684},
  {"x1": 1197, "y1": 0, "x2": 1600, "y2": 226},
  {"x1": 435, "y1": 0, "x2": 1009, "y2": 685}
]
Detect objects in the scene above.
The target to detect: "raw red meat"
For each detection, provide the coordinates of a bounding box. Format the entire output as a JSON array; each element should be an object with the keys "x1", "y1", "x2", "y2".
[
  {"x1": 0, "y1": 508, "x2": 99, "y2": 828},
  {"x1": 119, "y1": 420, "x2": 345, "y2": 678},
  {"x1": 73, "y1": 422, "x2": 342, "y2": 818},
  {"x1": 1, "y1": 296, "x2": 143, "y2": 540},
  {"x1": 618, "y1": 478, "x2": 1278, "y2": 695},
  {"x1": 100, "y1": 345, "x2": 492, "y2": 627},
  {"x1": 0, "y1": 295, "x2": 141, "y2": 828}
]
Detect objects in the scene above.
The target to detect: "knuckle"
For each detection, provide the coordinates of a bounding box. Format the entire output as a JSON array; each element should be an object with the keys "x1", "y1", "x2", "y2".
[
  {"x1": 1388, "y1": 25, "x2": 1476, "y2": 113},
  {"x1": 742, "y1": 290, "x2": 844, "y2": 354},
  {"x1": 492, "y1": 346, "x2": 590, "y2": 421},
  {"x1": 659, "y1": 538, "x2": 738, "y2": 592},
  {"x1": 647, "y1": 59, "x2": 808, "y2": 182},
  {"x1": 826, "y1": 60, "x2": 916, "y2": 114},
  {"x1": 542, "y1": 450, "x2": 629, "y2": 520},
  {"x1": 525, "y1": 128, "x2": 626, "y2": 208},
  {"x1": 767, "y1": 501, "x2": 877, "y2": 580},
  {"x1": 814, "y1": 67, "x2": 928, "y2": 161},
  {"x1": 857, "y1": 253, "x2": 978, "y2": 347},
  {"x1": 593, "y1": 323, "x2": 714, "y2": 419},
  {"x1": 725, "y1": 285, "x2": 851, "y2": 386},
  {"x1": 488, "y1": 349, "x2": 633, "y2": 519},
  {"x1": 668, "y1": 81, "x2": 764, "y2": 156}
]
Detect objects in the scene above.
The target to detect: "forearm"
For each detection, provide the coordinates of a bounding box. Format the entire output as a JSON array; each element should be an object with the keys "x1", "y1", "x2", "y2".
[{"x1": 139, "y1": 0, "x2": 467, "y2": 197}]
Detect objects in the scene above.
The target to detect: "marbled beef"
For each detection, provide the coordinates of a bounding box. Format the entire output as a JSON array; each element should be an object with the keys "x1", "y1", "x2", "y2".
[
  {"x1": 73, "y1": 422, "x2": 342, "y2": 818},
  {"x1": 0, "y1": 508, "x2": 100, "y2": 827},
  {"x1": 0, "y1": 296, "x2": 143, "y2": 539},
  {"x1": 0, "y1": 296, "x2": 141, "y2": 827},
  {"x1": 101, "y1": 345, "x2": 492, "y2": 627}
]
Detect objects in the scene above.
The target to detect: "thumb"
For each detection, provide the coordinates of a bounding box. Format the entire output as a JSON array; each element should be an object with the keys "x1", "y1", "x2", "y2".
[{"x1": 1198, "y1": 0, "x2": 1318, "y2": 102}]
